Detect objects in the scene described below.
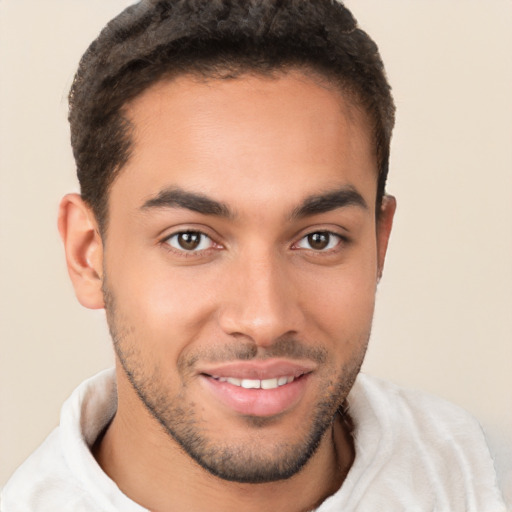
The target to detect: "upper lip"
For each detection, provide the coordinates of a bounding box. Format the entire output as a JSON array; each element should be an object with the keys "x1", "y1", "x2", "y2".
[{"x1": 198, "y1": 359, "x2": 317, "y2": 380}]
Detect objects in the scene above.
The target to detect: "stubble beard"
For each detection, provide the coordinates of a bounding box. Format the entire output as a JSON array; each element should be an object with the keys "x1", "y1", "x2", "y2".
[{"x1": 103, "y1": 282, "x2": 368, "y2": 484}]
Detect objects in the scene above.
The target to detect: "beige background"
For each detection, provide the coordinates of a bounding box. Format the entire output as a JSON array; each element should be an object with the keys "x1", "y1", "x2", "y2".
[{"x1": 1, "y1": 0, "x2": 511, "y2": 503}]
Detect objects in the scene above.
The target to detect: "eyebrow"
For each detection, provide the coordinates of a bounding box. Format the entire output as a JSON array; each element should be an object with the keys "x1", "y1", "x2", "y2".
[
  {"x1": 141, "y1": 187, "x2": 232, "y2": 218},
  {"x1": 291, "y1": 186, "x2": 368, "y2": 219},
  {"x1": 141, "y1": 185, "x2": 367, "y2": 220}
]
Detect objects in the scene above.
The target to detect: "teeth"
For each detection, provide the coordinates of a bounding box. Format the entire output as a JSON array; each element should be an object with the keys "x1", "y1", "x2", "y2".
[
  {"x1": 260, "y1": 378, "x2": 278, "y2": 390},
  {"x1": 212, "y1": 375, "x2": 296, "y2": 389},
  {"x1": 241, "y1": 379, "x2": 261, "y2": 389}
]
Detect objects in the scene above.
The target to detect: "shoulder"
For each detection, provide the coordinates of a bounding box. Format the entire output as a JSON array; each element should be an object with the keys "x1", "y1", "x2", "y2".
[
  {"x1": 1, "y1": 428, "x2": 98, "y2": 512},
  {"x1": 350, "y1": 373, "x2": 484, "y2": 432},
  {"x1": 1, "y1": 369, "x2": 143, "y2": 512},
  {"x1": 348, "y1": 373, "x2": 497, "y2": 468},
  {"x1": 322, "y1": 374, "x2": 507, "y2": 511}
]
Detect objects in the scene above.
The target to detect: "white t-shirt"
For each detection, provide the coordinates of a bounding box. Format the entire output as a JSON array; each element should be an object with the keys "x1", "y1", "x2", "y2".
[{"x1": 1, "y1": 370, "x2": 506, "y2": 511}]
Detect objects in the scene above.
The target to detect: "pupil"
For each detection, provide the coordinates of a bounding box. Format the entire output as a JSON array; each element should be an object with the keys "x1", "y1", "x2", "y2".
[
  {"x1": 308, "y1": 232, "x2": 329, "y2": 250},
  {"x1": 179, "y1": 232, "x2": 201, "y2": 250}
]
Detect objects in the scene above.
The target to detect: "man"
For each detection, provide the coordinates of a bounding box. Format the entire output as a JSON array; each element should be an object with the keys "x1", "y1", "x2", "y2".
[{"x1": 1, "y1": 0, "x2": 506, "y2": 510}]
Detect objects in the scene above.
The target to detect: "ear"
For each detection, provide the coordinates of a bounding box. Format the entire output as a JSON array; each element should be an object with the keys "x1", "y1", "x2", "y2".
[
  {"x1": 58, "y1": 193, "x2": 105, "y2": 309},
  {"x1": 376, "y1": 194, "x2": 396, "y2": 280}
]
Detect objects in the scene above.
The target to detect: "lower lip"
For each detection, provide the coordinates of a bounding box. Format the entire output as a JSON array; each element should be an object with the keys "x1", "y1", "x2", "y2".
[{"x1": 200, "y1": 374, "x2": 310, "y2": 417}]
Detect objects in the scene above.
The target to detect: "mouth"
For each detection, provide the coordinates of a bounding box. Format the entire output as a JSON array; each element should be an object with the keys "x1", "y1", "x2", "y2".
[
  {"x1": 198, "y1": 361, "x2": 314, "y2": 417},
  {"x1": 208, "y1": 374, "x2": 300, "y2": 390}
]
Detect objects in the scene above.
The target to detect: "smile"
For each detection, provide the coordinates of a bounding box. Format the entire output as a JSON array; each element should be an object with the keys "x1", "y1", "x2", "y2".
[{"x1": 210, "y1": 376, "x2": 296, "y2": 389}]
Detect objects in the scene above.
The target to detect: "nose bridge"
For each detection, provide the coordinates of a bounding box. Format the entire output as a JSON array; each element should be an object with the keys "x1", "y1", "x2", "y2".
[{"x1": 218, "y1": 245, "x2": 301, "y2": 345}]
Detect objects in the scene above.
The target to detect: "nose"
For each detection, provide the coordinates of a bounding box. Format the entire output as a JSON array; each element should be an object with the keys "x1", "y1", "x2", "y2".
[{"x1": 217, "y1": 249, "x2": 304, "y2": 347}]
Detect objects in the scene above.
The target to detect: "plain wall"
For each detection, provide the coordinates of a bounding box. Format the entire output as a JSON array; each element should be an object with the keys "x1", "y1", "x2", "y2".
[{"x1": 1, "y1": 0, "x2": 511, "y2": 503}]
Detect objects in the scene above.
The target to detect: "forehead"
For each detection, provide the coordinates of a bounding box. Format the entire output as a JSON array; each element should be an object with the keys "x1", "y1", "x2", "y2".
[
  {"x1": 126, "y1": 69, "x2": 372, "y2": 156},
  {"x1": 110, "y1": 70, "x2": 377, "y2": 217}
]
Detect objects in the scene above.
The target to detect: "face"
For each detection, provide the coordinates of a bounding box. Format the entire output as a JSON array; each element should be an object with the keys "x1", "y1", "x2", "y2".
[{"x1": 99, "y1": 71, "x2": 393, "y2": 483}]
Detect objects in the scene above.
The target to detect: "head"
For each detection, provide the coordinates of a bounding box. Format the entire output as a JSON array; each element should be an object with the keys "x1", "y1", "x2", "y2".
[{"x1": 59, "y1": 0, "x2": 396, "y2": 488}]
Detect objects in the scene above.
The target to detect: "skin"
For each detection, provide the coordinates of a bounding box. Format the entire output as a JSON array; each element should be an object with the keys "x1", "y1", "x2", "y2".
[{"x1": 59, "y1": 70, "x2": 395, "y2": 512}]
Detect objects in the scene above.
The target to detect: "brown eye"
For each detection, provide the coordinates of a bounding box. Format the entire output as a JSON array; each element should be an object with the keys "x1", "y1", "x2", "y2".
[
  {"x1": 296, "y1": 231, "x2": 340, "y2": 251},
  {"x1": 166, "y1": 231, "x2": 213, "y2": 252},
  {"x1": 308, "y1": 233, "x2": 329, "y2": 250}
]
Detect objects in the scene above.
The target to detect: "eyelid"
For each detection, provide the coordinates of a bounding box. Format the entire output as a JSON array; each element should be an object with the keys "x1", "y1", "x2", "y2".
[
  {"x1": 165, "y1": 231, "x2": 213, "y2": 252},
  {"x1": 160, "y1": 227, "x2": 224, "y2": 256},
  {"x1": 159, "y1": 223, "x2": 220, "y2": 243},
  {"x1": 297, "y1": 232, "x2": 339, "y2": 250},
  {"x1": 291, "y1": 228, "x2": 349, "y2": 253}
]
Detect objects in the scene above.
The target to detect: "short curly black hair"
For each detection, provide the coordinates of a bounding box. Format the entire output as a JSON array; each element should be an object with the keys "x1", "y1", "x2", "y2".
[{"x1": 69, "y1": 0, "x2": 395, "y2": 233}]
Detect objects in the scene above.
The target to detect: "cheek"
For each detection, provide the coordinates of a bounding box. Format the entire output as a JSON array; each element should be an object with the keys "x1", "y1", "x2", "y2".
[
  {"x1": 106, "y1": 254, "x2": 219, "y2": 350},
  {"x1": 305, "y1": 272, "x2": 376, "y2": 327},
  {"x1": 299, "y1": 252, "x2": 378, "y2": 339}
]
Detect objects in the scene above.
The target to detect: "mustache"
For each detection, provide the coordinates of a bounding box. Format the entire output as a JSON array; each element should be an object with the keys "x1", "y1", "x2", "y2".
[{"x1": 180, "y1": 337, "x2": 327, "y2": 370}]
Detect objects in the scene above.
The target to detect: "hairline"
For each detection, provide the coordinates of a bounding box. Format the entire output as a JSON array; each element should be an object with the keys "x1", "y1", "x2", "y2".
[{"x1": 92, "y1": 65, "x2": 381, "y2": 238}]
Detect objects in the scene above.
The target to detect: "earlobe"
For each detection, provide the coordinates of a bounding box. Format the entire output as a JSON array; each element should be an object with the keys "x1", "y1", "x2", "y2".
[
  {"x1": 376, "y1": 194, "x2": 396, "y2": 280},
  {"x1": 58, "y1": 193, "x2": 105, "y2": 309}
]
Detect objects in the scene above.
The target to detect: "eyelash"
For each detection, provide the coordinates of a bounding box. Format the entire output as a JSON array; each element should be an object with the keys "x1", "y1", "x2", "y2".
[
  {"x1": 161, "y1": 229, "x2": 348, "y2": 256},
  {"x1": 292, "y1": 231, "x2": 347, "y2": 253},
  {"x1": 162, "y1": 230, "x2": 220, "y2": 256}
]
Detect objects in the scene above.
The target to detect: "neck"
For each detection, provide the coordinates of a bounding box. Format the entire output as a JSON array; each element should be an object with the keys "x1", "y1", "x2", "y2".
[{"x1": 93, "y1": 372, "x2": 355, "y2": 512}]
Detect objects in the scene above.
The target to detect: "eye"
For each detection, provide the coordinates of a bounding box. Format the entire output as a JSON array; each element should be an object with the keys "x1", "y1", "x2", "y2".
[
  {"x1": 296, "y1": 231, "x2": 341, "y2": 251},
  {"x1": 165, "y1": 231, "x2": 214, "y2": 252}
]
